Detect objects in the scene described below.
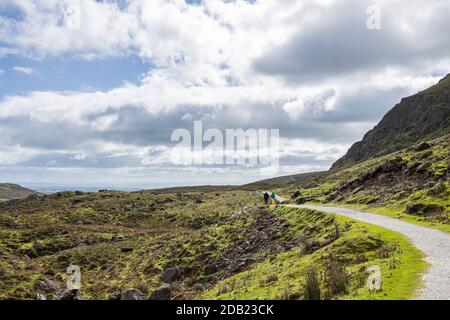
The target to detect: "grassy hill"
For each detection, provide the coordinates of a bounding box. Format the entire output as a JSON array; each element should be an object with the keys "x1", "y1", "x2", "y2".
[
  {"x1": 0, "y1": 189, "x2": 426, "y2": 300},
  {"x1": 0, "y1": 184, "x2": 41, "y2": 202}
]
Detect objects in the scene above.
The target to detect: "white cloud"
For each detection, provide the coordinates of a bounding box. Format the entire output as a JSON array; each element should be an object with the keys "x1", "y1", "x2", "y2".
[
  {"x1": 0, "y1": 0, "x2": 449, "y2": 184},
  {"x1": 0, "y1": 68, "x2": 4, "y2": 76},
  {"x1": 12, "y1": 66, "x2": 35, "y2": 75}
]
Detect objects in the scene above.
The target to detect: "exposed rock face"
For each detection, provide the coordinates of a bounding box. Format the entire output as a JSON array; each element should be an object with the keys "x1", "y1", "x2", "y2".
[{"x1": 331, "y1": 74, "x2": 450, "y2": 170}]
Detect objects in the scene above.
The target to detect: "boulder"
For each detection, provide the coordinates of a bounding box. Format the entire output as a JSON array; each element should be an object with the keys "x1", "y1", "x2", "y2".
[
  {"x1": 413, "y1": 142, "x2": 431, "y2": 152},
  {"x1": 35, "y1": 278, "x2": 61, "y2": 294},
  {"x1": 149, "y1": 284, "x2": 171, "y2": 300},
  {"x1": 204, "y1": 263, "x2": 218, "y2": 275},
  {"x1": 55, "y1": 289, "x2": 79, "y2": 300},
  {"x1": 379, "y1": 157, "x2": 406, "y2": 173},
  {"x1": 108, "y1": 291, "x2": 122, "y2": 300},
  {"x1": 160, "y1": 266, "x2": 182, "y2": 283},
  {"x1": 291, "y1": 191, "x2": 301, "y2": 199},
  {"x1": 405, "y1": 203, "x2": 444, "y2": 216},
  {"x1": 119, "y1": 289, "x2": 146, "y2": 300}
]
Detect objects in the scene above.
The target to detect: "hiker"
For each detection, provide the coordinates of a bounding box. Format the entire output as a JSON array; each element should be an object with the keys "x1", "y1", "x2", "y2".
[
  {"x1": 271, "y1": 192, "x2": 276, "y2": 203},
  {"x1": 263, "y1": 192, "x2": 270, "y2": 205}
]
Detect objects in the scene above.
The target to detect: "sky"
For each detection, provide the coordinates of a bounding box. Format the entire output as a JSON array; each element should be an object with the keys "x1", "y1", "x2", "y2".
[{"x1": 0, "y1": 0, "x2": 449, "y2": 188}]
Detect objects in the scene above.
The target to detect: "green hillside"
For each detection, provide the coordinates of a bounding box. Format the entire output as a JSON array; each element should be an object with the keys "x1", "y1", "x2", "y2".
[{"x1": 0, "y1": 184, "x2": 41, "y2": 202}]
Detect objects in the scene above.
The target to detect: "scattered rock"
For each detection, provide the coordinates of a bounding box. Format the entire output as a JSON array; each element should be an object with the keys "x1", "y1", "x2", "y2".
[
  {"x1": 36, "y1": 293, "x2": 47, "y2": 300},
  {"x1": 160, "y1": 266, "x2": 182, "y2": 283},
  {"x1": 291, "y1": 191, "x2": 301, "y2": 199},
  {"x1": 378, "y1": 157, "x2": 406, "y2": 173},
  {"x1": 55, "y1": 289, "x2": 79, "y2": 300},
  {"x1": 405, "y1": 203, "x2": 444, "y2": 216},
  {"x1": 119, "y1": 289, "x2": 146, "y2": 300},
  {"x1": 413, "y1": 142, "x2": 431, "y2": 152},
  {"x1": 120, "y1": 247, "x2": 134, "y2": 253},
  {"x1": 204, "y1": 263, "x2": 218, "y2": 275},
  {"x1": 301, "y1": 239, "x2": 321, "y2": 254},
  {"x1": 149, "y1": 284, "x2": 171, "y2": 300},
  {"x1": 35, "y1": 278, "x2": 61, "y2": 294},
  {"x1": 414, "y1": 163, "x2": 429, "y2": 173},
  {"x1": 108, "y1": 291, "x2": 121, "y2": 300}
]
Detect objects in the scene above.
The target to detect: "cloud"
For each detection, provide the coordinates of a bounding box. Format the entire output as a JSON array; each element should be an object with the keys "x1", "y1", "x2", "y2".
[
  {"x1": 12, "y1": 66, "x2": 35, "y2": 75},
  {"x1": 253, "y1": 0, "x2": 450, "y2": 83},
  {"x1": 0, "y1": 0, "x2": 448, "y2": 185},
  {"x1": 0, "y1": 68, "x2": 4, "y2": 76}
]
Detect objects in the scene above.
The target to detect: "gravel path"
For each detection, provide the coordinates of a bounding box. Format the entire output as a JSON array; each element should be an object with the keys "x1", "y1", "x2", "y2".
[{"x1": 286, "y1": 204, "x2": 450, "y2": 300}]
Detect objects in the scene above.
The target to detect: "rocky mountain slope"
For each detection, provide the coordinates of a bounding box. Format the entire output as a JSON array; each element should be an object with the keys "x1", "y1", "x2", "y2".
[
  {"x1": 0, "y1": 184, "x2": 41, "y2": 202},
  {"x1": 283, "y1": 134, "x2": 449, "y2": 231},
  {"x1": 331, "y1": 74, "x2": 450, "y2": 170}
]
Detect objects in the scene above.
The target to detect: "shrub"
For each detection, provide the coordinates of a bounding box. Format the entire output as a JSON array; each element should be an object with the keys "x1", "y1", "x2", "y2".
[
  {"x1": 303, "y1": 268, "x2": 321, "y2": 300},
  {"x1": 322, "y1": 255, "x2": 349, "y2": 298}
]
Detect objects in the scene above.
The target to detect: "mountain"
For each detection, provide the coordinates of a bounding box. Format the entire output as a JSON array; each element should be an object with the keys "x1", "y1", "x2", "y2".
[
  {"x1": 0, "y1": 183, "x2": 42, "y2": 201},
  {"x1": 331, "y1": 74, "x2": 450, "y2": 170},
  {"x1": 243, "y1": 171, "x2": 328, "y2": 189}
]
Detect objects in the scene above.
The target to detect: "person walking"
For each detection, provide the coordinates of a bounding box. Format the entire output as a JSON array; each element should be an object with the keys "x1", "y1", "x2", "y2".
[
  {"x1": 263, "y1": 192, "x2": 269, "y2": 205},
  {"x1": 271, "y1": 192, "x2": 276, "y2": 202}
]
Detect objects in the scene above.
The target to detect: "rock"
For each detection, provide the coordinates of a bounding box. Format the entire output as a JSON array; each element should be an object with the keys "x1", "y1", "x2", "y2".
[
  {"x1": 427, "y1": 183, "x2": 447, "y2": 196},
  {"x1": 119, "y1": 289, "x2": 146, "y2": 300},
  {"x1": 194, "y1": 198, "x2": 203, "y2": 204},
  {"x1": 204, "y1": 263, "x2": 218, "y2": 275},
  {"x1": 120, "y1": 247, "x2": 133, "y2": 253},
  {"x1": 405, "y1": 203, "x2": 444, "y2": 216},
  {"x1": 291, "y1": 191, "x2": 301, "y2": 199},
  {"x1": 35, "y1": 278, "x2": 61, "y2": 294},
  {"x1": 36, "y1": 293, "x2": 47, "y2": 300},
  {"x1": 295, "y1": 197, "x2": 307, "y2": 205},
  {"x1": 160, "y1": 266, "x2": 182, "y2": 283},
  {"x1": 301, "y1": 239, "x2": 321, "y2": 254},
  {"x1": 55, "y1": 289, "x2": 79, "y2": 300},
  {"x1": 413, "y1": 142, "x2": 431, "y2": 152},
  {"x1": 414, "y1": 163, "x2": 429, "y2": 173},
  {"x1": 379, "y1": 157, "x2": 406, "y2": 173},
  {"x1": 324, "y1": 193, "x2": 337, "y2": 203},
  {"x1": 163, "y1": 197, "x2": 173, "y2": 203},
  {"x1": 108, "y1": 291, "x2": 121, "y2": 300},
  {"x1": 149, "y1": 284, "x2": 171, "y2": 300}
]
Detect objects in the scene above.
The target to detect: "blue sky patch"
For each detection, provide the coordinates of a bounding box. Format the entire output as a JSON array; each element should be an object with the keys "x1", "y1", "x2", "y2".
[{"x1": 0, "y1": 54, "x2": 149, "y2": 98}]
